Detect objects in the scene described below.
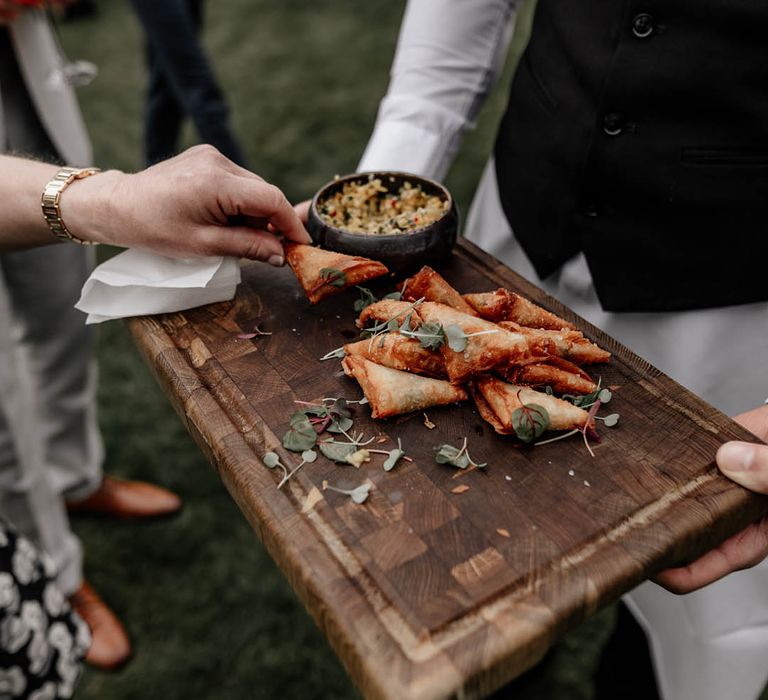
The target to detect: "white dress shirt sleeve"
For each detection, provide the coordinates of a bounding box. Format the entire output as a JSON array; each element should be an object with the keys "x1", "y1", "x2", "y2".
[{"x1": 358, "y1": 0, "x2": 520, "y2": 181}]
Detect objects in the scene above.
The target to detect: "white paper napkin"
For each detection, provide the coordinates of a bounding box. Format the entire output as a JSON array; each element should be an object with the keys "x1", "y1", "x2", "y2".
[{"x1": 75, "y1": 249, "x2": 241, "y2": 324}]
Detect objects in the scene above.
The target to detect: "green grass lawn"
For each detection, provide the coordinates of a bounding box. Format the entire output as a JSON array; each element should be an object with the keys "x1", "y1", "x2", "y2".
[{"x1": 57, "y1": 1, "x2": 625, "y2": 698}]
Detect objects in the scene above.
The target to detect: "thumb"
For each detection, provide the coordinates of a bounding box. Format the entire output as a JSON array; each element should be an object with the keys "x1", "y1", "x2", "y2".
[{"x1": 717, "y1": 441, "x2": 768, "y2": 495}]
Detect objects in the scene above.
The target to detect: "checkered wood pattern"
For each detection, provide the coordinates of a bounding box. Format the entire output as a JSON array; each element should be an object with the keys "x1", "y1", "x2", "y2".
[{"x1": 128, "y1": 239, "x2": 768, "y2": 700}]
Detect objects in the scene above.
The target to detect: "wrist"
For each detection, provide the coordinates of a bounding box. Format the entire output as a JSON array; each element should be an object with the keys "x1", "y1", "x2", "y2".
[{"x1": 61, "y1": 169, "x2": 126, "y2": 246}]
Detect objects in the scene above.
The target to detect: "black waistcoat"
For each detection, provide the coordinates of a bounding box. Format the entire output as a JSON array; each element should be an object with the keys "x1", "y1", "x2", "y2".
[{"x1": 494, "y1": 0, "x2": 768, "y2": 311}]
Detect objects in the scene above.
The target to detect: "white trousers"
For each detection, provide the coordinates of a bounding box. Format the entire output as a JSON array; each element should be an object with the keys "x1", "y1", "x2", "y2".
[
  {"x1": 466, "y1": 159, "x2": 768, "y2": 700},
  {"x1": 0, "y1": 244, "x2": 103, "y2": 596}
]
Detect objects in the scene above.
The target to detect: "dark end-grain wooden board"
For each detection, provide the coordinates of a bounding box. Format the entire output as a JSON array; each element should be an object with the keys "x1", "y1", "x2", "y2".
[{"x1": 127, "y1": 239, "x2": 768, "y2": 700}]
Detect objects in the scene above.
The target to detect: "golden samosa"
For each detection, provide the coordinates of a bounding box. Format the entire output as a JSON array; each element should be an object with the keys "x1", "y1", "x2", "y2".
[
  {"x1": 342, "y1": 356, "x2": 466, "y2": 418},
  {"x1": 344, "y1": 334, "x2": 446, "y2": 378},
  {"x1": 356, "y1": 299, "x2": 422, "y2": 331},
  {"x1": 417, "y1": 302, "x2": 545, "y2": 384},
  {"x1": 464, "y1": 288, "x2": 575, "y2": 330},
  {"x1": 499, "y1": 321, "x2": 611, "y2": 365},
  {"x1": 400, "y1": 266, "x2": 477, "y2": 315},
  {"x1": 284, "y1": 242, "x2": 388, "y2": 304},
  {"x1": 500, "y1": 357, "x2": 598, "y2": 395},
  {"x1": 470, "y1": 375, "x2": 592, "y2": 435}
]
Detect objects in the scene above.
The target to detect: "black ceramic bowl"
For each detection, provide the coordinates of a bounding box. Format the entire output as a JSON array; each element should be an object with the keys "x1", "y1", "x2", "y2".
[{"x1": 307, "y1": 171, "x2": 458, "y2": 274}]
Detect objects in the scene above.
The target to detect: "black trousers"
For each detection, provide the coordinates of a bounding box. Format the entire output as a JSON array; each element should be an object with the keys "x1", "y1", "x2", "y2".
[{"x1": 128, "y1": 0, "x2": 249, "y2": 168}]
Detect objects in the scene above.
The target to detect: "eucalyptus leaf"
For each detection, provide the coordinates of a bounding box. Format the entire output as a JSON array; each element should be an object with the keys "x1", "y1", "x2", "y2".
[
  {"x1": 283, "y1": 415, "x2": 318, "y2": 452},
  {"x1": 262, "y1": 452, "x2": 280, "y2": 469},
  {"x1": 386, "y1": 318, "x2": 400, "y2": 332},
  {"x1": 511, "y1": 403, "x2": 550, "y2": 443},
  {"x1": 444, "y1": 324, "x2": 468, "y2": 352},
  {"x1": 318, "y1": 440, "x2": 358, "y2": 463}
]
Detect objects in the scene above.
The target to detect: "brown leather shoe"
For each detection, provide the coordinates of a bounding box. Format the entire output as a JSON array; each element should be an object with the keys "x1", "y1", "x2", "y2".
[
  {"x1": 70, "y1": 581, "x2": 132, "y2": 671},
  {"x1": 66, "y1": 475, "x2": 182, "y2": 519}
]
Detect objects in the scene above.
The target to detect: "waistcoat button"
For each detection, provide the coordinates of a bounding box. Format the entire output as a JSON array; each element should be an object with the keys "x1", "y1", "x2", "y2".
[
  {"x1": 602, "y1": 112, "x2": 624, "y2": 136},
  {"x1": 632, "y1": 13, "x2": 655, "y2": 38}
]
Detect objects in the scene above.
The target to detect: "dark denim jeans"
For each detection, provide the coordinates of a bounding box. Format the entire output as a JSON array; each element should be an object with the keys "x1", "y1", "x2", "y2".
[{"x1": 129, "y1": 0, "x2": 249, "y2": 167}]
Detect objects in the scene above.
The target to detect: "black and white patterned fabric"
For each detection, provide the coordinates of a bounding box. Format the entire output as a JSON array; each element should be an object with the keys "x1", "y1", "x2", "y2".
[{"x1": 0, "y1": 520, "x2": 90, "y2": 700}]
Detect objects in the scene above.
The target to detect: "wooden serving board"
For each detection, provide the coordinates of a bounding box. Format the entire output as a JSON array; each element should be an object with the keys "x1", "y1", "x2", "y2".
[{"x1": 127, "y1": 239, "x2": 768, "y2": 700}]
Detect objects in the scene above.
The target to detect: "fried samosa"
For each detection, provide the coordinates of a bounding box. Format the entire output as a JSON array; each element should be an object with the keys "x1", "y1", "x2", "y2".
[
  {"x1": 356, "y1": 299, "x2": 422, "y2": 331},
  {"x1": 344, "y1": 333, "x2": 446, "y2": 378},
  {"x1": 470, "y1": 375, "x2": 592, "y2": 435},
  {"x1": 499, "y1": 356, "x2": 598, "y2": 395},
  {"x1": 464, "y1": 288, "x2": 575, "y2": 330},
  {"x1": 342, "y1": 356, "x2": 467, "y2": 418},
  {"x1": 284, "y1": 242, "x2": 388, "y2": 304},
  {"x1": 499, "y1": 322, "x2": 611, "y2": 365},
  {"x1": 418, "y1": 302, "x2": 546, "y2": 384},
  {"x1": 400, "y1": 265, "x2": 477, "y2": 315}
]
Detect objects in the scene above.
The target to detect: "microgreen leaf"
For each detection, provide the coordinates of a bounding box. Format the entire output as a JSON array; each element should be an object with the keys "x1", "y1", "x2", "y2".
[
  {"x1": 511, "y1": 401, "x2": 550, "y2": 443},
  {"x1": 435, "y1": 443, "x2": 470, "y2": 469},
  {"x1": 402, "y1": 321, "x2": 446, "y2": 350},
  {"x1": 598, "y1": 388, "x2": 612, "y2": 404},
  {"x1": 319, "y1": 267, "x2": 346, "y2": 288},
  {"x1": 322, "y1": 481, "x2": 372, "y2": 504},
  {"x1": 301, "y1": 406, "x2": 329, "y2": 418},
  {"x1": 318, "y1": 440, "x2": 358, "y2": 463},
  {"x1": 283, "y1": 414, "x2": 318, "y2": 452},
  {"x1": 353, "y1": 286, "x2": 378, "y2": 312},
  {"x1": 398, "y1": 311, "x2": 414, "y2": 332},
  {"x1": 327, "y1": 416, "x2": 354, "y2": 434},
  {"x1": 444, "y1": 324, "x2": 468, "y2": 352},
  {"x1": 328, "y1": 397, "x2": 352, "y2": 419},
  {"x1": 564, "y1": 380, "x2": 605, "y2": 408},
  {"x1": 383, "y1": 439, "x2": 405, "y2": 472},
  {"x1": 383, "y1": 291, "x2": 402, "y2": 301},
  {"x1": 602, "y1": 413, "x2": 620, "y2": 427},
  {"x1": 349, "y1": 484, "x2": 372, "y2": 504},
  {"x1": 262, "y1": 452, "x2": 280, "y2": 469},
  {"x1": 302, "y1": 449, "x2": 318, "y2": 463},
  {"x1": 320, "y1": 346, "x2": 346, "y2": 361}
]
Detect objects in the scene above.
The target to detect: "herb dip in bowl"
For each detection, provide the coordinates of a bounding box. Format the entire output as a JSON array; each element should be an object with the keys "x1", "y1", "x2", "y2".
[{"x1": 307, "y1": 172, "x2": 458, "y2": 273}]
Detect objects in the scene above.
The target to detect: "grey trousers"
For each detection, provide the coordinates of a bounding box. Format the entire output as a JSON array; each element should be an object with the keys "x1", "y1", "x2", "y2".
[{"x1": 0, "y1": 28, "x2": 103, "y2": 596}]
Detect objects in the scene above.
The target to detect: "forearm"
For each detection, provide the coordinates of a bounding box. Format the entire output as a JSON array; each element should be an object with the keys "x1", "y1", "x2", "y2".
[
  {"x1": 0, "y1": 155, "x2": 60, "y2": 249},
  {"x1": 359, "y1": 0, "x2": 520, "y2": 180},
  {"x1": 0, "y1": 154, "x2": 123, "y2": 251}
]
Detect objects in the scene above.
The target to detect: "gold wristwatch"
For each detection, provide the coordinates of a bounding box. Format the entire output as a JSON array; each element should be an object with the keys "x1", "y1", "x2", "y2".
[{"x1": 41, "y1": 166, "x2": 102, "y2": 245}]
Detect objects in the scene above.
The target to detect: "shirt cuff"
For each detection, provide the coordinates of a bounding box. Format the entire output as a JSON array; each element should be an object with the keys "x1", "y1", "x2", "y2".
[{"x1": 357, "y1": 120, "x2": 454, "y2": 182}]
